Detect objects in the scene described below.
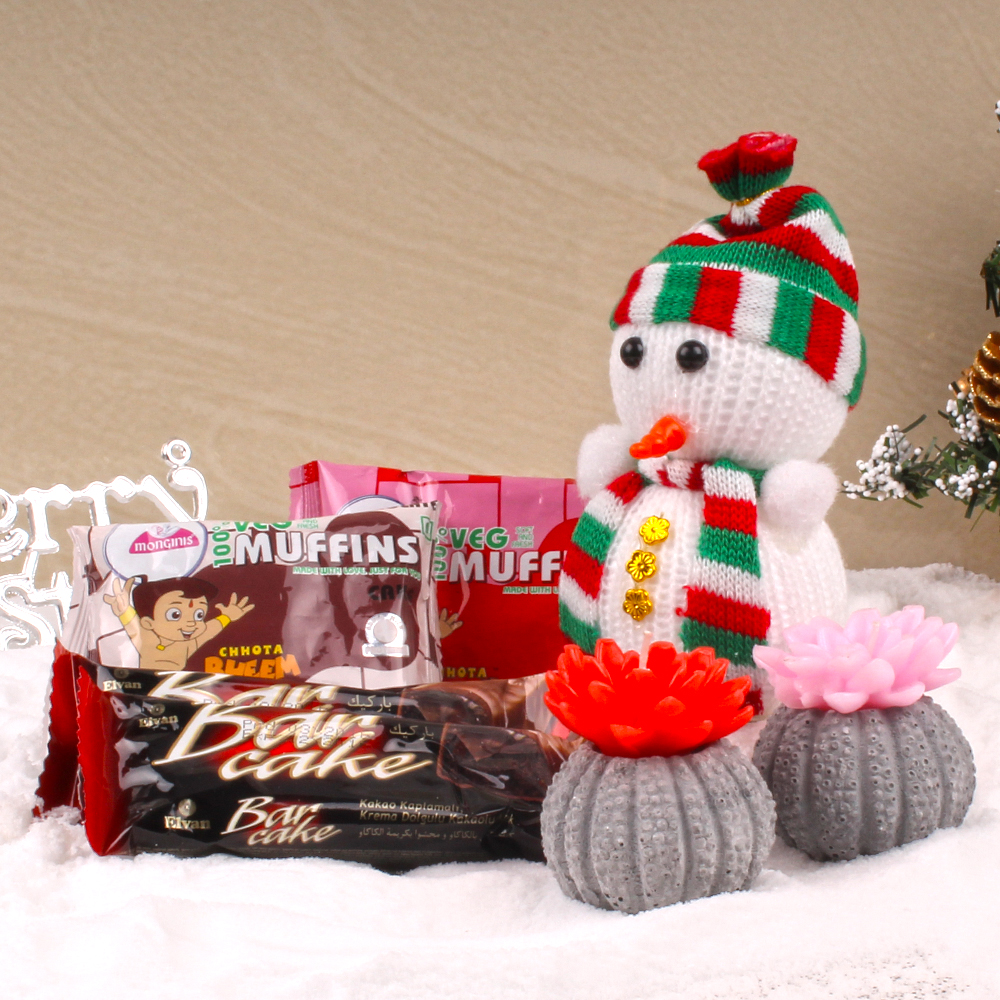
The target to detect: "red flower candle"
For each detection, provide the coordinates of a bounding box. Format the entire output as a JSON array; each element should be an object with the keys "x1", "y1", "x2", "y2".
[{"x1": 544, "y1": 637, "x2": 754, "y2": 757}]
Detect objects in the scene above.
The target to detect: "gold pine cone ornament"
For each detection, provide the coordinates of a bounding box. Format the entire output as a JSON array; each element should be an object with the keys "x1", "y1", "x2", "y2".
[{"x1": 970, "y1": 332, "x2": 1000, "y2": 430}]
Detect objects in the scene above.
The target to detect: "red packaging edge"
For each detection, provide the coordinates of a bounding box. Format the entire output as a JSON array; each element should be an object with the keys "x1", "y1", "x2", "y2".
[
  {"x1": 290, "y1": 460, "x2": 322, "y2": 517},
  {"x1": 34, "y1": 643, "x2": 81, "y2": 817},
  {"x1": 76, "y1": 665, "x2": 130, "y2": 856}
]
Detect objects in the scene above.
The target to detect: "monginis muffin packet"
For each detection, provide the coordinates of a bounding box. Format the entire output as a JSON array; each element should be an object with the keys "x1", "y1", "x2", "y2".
[
  {"x1": 290, "y1": 462, "x2": 585, "y2": 680},
  {"x1": 61, "y1": 507, "x2": 441, "y2": 689}
]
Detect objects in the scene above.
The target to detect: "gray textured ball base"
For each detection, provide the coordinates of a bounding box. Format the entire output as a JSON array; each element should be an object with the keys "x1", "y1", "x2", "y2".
[
  {"x1": 752, "y1": 696, "x2": 975, "y2": 862},
  {"x1": 540, "y1": 741, "x2": 775, "y2": 914}
]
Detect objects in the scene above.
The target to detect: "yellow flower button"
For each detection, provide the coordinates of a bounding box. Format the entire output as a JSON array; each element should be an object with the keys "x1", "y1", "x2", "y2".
[
  {"x1": 623, "y1": 588, "x2": 653, "y2": 621},
  {"x1": 626, "y1": 549, "x2": 657, "y2": 582},
  {"x1": 639, "y1": 515, "x2": 670, "y2": 545}
]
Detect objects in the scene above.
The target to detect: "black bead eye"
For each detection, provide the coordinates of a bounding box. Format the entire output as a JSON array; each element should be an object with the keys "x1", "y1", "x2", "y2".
[
  {"x1": 676, "y1": 340, "x2": 709, "y2": 372},
  {"x1": 620, "y1": 336, "x2": 644, "y2": 369}
]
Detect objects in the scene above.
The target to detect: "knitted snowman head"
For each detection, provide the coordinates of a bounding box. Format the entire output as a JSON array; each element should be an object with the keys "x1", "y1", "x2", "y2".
[{"x1": 609, "y1": 132, "x2": 865, "y2": 468}]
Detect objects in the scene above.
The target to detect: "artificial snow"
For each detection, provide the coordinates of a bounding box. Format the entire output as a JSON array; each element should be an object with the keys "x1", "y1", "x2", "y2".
[{"x1": 1, "y1": 565, "x2": 998, "y2": 999}]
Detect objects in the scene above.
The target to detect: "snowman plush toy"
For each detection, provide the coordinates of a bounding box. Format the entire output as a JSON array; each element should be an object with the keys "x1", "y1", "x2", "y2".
[{"x1": 559, "y1": 132, "x2": 865, "y2": 711}]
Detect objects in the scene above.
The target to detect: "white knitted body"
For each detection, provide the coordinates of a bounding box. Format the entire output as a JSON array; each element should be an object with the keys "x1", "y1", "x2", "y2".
[
  {"x1": 572, "y1": 320, "x2": 852, "y2": 650},
  {"x1": 571, "y1": 481, "x2": 847, "y2": 656}
]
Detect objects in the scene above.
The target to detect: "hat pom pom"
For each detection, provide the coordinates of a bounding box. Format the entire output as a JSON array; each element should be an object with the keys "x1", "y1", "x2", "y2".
[{"x1": 698, "y1": 131, "x2": 797, "y2": 203}]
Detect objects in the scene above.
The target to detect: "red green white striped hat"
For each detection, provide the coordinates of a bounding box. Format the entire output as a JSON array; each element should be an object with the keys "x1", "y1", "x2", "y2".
[{"x1": 611, "y1": 132, "x2": 866, "y2": 407}]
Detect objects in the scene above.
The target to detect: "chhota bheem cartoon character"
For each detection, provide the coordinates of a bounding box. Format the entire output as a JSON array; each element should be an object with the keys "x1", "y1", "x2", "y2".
[{"x1": 104, "y1": 575, "x2": 254, "y2": 671}]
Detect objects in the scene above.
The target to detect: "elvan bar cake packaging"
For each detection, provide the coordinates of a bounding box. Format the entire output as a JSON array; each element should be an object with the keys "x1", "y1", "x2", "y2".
[
  {"x1": 290, "y1": 462, "x2": 585, "y2": 680},
  {"x1": 36, "y1": 649, "x2": 552, "y2": 822},
  {"x1": 68, "y1": 657, "x2": 572, "y2": 868},
  {"x1": 61, "y1": 508, "x2": 441, "y2": 689}
]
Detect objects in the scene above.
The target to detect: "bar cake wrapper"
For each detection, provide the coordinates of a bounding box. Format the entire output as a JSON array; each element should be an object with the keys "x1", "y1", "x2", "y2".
[{"x1": 61, "y1": 654, "x2": 574, "y2": 869}]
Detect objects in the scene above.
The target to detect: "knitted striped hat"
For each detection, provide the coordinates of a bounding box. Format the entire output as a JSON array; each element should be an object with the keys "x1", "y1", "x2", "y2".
[{"x1": 611, "y1": 132, "x2": 866, "y2": 407}]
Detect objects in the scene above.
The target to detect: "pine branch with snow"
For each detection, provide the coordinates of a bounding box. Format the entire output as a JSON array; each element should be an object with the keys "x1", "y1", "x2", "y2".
[{"x1": 844, "y1": 389, "x2": 1000, "y2": 520}]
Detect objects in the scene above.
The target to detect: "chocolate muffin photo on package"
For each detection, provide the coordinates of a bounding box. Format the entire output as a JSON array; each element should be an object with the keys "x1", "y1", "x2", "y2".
[{"x1": 60, "y1": 507, "x2": 441, "y2": 689}]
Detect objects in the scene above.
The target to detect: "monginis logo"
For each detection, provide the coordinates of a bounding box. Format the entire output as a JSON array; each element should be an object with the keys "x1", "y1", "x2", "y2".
[
  {"x1": 104, "y1": 522, "x2": 208, "y2": 581},
  {"x1": 129, "y1": 526, "x2": 201, "y2": 555}
]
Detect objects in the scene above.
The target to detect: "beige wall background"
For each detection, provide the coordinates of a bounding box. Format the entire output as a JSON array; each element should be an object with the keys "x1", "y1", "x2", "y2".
[{"x1": 3, "y1": 0, "x2": 1000, "y2": 576}]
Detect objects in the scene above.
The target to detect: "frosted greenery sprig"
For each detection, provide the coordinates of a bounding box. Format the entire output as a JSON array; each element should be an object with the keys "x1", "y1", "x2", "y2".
[
  {"x1": 844, "y1": 424, "x2": 925, "y2": 501},
  {"x1": 944, "y1": 395, "x2": 982, "y2": 444},
  {"x1": 843, "y1": 391, "x2": 1000, "y2": 519}
]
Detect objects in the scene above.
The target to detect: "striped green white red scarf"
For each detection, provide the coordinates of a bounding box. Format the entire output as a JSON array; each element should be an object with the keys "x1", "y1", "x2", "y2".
[{"x1": 559, "y1": 457, "x2": 769, "y2": 693}]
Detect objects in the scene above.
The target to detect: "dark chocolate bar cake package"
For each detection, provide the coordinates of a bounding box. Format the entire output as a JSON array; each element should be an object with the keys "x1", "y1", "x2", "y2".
[
  {"x1": 35, "y1": 648, "x2": 548, "y2": 817},
  {"x1": 69, "y1": 657, "x2": 575, "y2": 868},
  {"x1": 61, "y1": 508, "x2": 442, "y2": 688}
]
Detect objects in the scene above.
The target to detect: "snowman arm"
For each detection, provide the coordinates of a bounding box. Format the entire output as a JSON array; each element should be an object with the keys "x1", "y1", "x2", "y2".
[
  {"x1": 575, "y1": 424, "x2": 636, "y2": 500},
  {"x1": 759, "y1": 460, "x2": 839, "y2": 533}
]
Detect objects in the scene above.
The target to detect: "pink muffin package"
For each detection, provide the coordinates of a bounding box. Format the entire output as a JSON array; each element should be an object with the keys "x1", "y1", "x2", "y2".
[{"x1": 290, "y1": 462, "x2": 585, "y2": 681}]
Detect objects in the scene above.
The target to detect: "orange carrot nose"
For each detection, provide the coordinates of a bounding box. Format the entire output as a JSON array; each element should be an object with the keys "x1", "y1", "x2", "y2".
[{"x1": 630, "y1": 416, "x2": 687, "y2": 459}]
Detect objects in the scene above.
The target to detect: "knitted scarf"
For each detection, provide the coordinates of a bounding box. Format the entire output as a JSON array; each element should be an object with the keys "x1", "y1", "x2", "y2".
[{"x1": 559, "y1": 457, "x2": 770, "y2": 684}]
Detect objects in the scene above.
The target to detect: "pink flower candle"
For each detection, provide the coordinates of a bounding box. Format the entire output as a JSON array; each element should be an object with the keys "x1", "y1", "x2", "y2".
[{"x1": 753, "y1": 605, "x2": 960, "y2": 714}]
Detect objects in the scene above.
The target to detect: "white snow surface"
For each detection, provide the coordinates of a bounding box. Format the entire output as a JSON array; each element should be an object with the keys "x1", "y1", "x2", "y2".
[{"x1": 1, "y1": 565, "x2": 999, "y2": 999}]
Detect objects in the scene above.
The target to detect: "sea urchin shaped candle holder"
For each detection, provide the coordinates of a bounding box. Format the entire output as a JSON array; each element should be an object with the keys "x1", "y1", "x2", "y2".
[
  {"x1": 540, "y1": 638, "x2": 774, "y2": 913},
  {"x1": 752, "y1": 607, "x2": 975, "y2": 861}
]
